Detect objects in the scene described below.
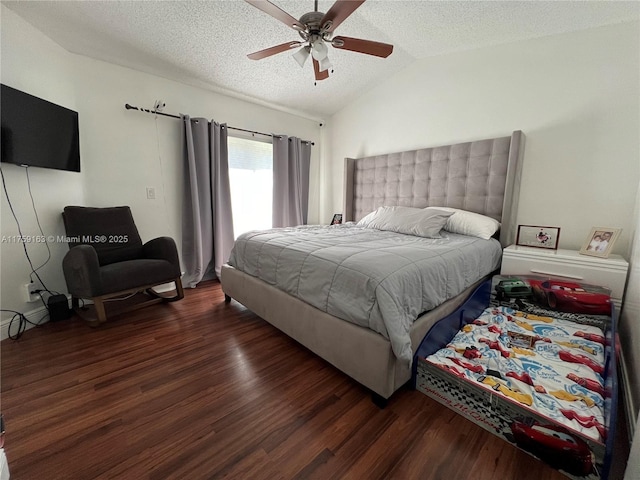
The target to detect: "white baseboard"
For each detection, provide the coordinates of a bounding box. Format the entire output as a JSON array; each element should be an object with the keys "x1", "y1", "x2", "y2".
[
  {"x1": 619, "y1": 346, "x2": 637, "y2": 441},
  {"x1": 1, "y1": 304, "x2": 50, "y2": 341}
]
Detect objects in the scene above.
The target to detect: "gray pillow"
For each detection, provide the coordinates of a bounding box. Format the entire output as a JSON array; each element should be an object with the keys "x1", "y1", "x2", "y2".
[{"x1": 357, "y1": 206, "x2": 453, "y2": 238}]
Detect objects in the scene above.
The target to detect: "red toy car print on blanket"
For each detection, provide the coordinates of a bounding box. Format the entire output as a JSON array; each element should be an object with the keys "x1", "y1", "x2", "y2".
[
  {"x1": 451, "y1": 357, "x2": 484, "y2": 374},
  {"x1": 566, "y1": 373, "x2": 605, "y2": 397},
  {"x1": 559, "y1": 410, "x2": 606, "y2": 441},
  {"x1": 479, "y1": 337, "x2": 511, "y2": 358},
  {"x1": 506, "y1": 371, "x2": 534, "y2": 386},
  {"x1": 573, "y1": 331, "x2": 606, "y2": 345},
  {"x1": 558, "y1": 350, "x2": 604, "y2": 375}
]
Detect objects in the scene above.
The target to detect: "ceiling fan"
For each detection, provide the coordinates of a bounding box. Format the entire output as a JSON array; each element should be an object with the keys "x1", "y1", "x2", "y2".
[{"x1": 245, "y1": 0, "x2": 393, "y2": 82}]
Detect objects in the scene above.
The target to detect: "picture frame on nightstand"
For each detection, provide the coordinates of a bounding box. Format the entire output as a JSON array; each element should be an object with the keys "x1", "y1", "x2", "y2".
[
  {"x1": 516, "y1": 225, "x2": 560, "y2": 250},
  {"x1": 580, "y1": 227, "x2": 621, "y2": 258}
]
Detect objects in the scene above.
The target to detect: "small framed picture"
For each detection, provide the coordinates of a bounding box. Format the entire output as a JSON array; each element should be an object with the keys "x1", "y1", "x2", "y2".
[
  {"x1": 330, "y1": 213, "x2": 342, "y2": 225},
  {"x1": 580, "y1": 227, "x2": 621, "y2": 258},
  {"x1": 516, "y1": 225, "x2": 561, "y2": 250}
]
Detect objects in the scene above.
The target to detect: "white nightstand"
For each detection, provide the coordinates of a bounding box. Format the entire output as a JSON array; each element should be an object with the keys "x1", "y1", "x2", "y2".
[{"x1": 501, "y1": 245, "x2": 629, "y2": 310}]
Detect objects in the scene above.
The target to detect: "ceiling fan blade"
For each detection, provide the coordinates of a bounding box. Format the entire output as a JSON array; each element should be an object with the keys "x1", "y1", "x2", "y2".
[
  {"x1": 248, "y1": 41, "x2": 302, "y2": 60},
  {"x1": 313, "y1": 59, "x2": 329, "y2": 81},
  {"x1": 245, "y1": 0, "x2": 304, "y2": 30},
  {"x1": 321, "y1": 0, "x2": 366, "y2": 33},
  {"x1": 332, "y1": 36, "x2": 393, "y2": 58}
]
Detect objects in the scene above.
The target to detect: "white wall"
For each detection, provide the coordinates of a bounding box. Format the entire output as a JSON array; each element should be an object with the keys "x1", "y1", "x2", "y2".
[
  {"x1": 620, "y1": 178, "x2": 640, "y2": 443},
  {"x1": 326, "y1": 21, "x2": 640, "y2": 256},
  {"x1": 0, "y1": 6, "x2": 85, "y2": 337},
  {"x1": 72, "y1": 55, "x2": 321, "y2": 255},
  {"x1": 0, "y1": 6, "x2": 321, "y2": 339}
]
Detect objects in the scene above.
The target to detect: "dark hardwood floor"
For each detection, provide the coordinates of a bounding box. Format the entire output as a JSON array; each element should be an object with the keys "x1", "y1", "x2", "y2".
[{"x1": 1, "y1": 281, "x2": 628, "y2": 479}]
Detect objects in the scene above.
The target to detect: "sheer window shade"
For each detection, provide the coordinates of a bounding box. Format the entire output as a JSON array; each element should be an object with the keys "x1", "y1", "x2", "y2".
[{"x1": 228, "y1": 136, "x2": 273, "y2": 238}]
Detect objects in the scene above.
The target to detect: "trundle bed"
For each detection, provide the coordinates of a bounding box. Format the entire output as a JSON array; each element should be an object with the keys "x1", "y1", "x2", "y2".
[
  {"x1": 415, "y1": 276, "x2": 618, "y2": 479},
  {"x1": 220, "y1": 131, "x2": 525, "y2": 402}
]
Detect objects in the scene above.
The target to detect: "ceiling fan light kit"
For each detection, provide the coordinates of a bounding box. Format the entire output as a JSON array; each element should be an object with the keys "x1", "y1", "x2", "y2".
[
  {"x1": 293, "y1": 46, "x2": 311, "y2": 67},
  {"x1": 318, "y1": 56, "x2": 333, "y2": 73},
  {"x1": 311, "y1": 38, "x2": 328, "y2": 61},
  {"x1": 245, "y1": 0, "x2": 393, "y2": 82}
]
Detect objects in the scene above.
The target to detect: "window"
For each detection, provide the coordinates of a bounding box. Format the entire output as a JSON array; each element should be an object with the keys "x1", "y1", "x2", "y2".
[{"x1": 228, "y1": 136, "x2": 272, "y2": 238}]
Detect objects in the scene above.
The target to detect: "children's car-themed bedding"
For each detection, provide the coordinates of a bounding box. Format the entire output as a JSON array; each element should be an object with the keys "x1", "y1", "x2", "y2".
[{"x1": 415, "y1": 275, "x2": 617, "y2": 480}]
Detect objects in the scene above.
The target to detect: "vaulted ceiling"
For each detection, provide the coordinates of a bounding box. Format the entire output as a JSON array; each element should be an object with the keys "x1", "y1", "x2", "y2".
[{"x1": 3, "y1": 1, "x2": 639, "y2": 119}]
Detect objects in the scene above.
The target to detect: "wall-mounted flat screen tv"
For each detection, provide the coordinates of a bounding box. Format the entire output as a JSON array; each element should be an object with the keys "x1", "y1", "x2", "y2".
[{"x1": 1, "y1": 84, "x2": 80, "y2": 172}]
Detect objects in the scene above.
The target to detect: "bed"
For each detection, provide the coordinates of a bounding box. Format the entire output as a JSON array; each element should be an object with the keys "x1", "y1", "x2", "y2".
[
  {"x1": 414, "y1": 276, "x2": 618, "y2": 479},
  {"x1": 220, "y1": 131, "x2": 525, "y2": 403}
]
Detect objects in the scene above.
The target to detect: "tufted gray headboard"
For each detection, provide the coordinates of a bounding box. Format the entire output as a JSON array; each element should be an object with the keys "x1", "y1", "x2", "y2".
[{"x1": 343, "y1": 131, "x2": 524, "y2": 247}]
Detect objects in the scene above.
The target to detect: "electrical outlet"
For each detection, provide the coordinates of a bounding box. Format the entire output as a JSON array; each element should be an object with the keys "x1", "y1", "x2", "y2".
[
  {"x1": 23, "y1": 283, "x2": 40, "y2": 303},
  {"x1": 146, "y1": 186, "x2": 156, "y2": 200}
]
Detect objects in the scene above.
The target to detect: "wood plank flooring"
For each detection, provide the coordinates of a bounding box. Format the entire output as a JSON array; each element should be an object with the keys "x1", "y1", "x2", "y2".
[{"x1": 0, "y1": 281, "x2": 627, "y2": 479}]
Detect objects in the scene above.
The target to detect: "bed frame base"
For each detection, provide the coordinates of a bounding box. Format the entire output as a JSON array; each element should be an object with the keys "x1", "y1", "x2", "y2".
[
  {"x1": 221, "y1": 264, "x2": 486, "y2": 400},
  {"x1": 371, "y1": 392, "x2": 388, "y2": 409}
]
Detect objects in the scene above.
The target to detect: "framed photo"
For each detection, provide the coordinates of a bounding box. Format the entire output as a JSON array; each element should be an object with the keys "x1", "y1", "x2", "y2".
[
  {"x1": 330, "y1": 213, "x2": 342, "y2": 225},
  {"x1": 580, "y1": 227, "x2": 621, "y2": 258},
  {"x1": 516, "y1": 225, "x2": 561, "y2": 250}
]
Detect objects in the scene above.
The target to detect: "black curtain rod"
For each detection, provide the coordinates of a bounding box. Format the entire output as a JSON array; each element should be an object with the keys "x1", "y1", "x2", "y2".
[{"x1": 124, "y1": 103, "x2": 314, "y2": 145}]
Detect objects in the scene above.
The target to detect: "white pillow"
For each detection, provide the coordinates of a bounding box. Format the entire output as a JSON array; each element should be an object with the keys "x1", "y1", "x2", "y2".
[
  {"x1": 357, "y1": 206, "x2": 453, "y2": 238},
  {"x1": 426, "y1": 207, "x2": 500, "y2": 240}
]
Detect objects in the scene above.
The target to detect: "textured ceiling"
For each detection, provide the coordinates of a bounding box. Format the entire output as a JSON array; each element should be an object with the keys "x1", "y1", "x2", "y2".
[{"x1": 3, "y1": 0, "x2": 639, "y2": 119}]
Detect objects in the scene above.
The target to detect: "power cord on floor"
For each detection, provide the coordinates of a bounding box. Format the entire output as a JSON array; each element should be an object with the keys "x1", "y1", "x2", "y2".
[
  {"x1": 103, "y1": 291, "x2": 141, "y2": 303},
  {"x1": 0, "y1": 308, "x2": 48, "y2": 340},
  {"x1": 1, "y1": 291, "x2": 61, "y2": 340}
]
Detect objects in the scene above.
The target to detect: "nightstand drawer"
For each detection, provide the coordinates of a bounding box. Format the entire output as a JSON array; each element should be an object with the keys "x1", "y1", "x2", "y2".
[{"x1": 501, "y1": 245, "x2": 629, "y2": 304}]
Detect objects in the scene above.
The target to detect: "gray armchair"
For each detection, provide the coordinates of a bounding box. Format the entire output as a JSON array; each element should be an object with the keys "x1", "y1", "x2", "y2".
[{"x1": 62, "y1": 206, "x2": 184, "y2": 325}]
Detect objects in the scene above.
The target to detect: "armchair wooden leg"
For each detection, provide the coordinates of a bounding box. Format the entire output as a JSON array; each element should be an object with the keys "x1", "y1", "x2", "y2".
[
  {"x1": 78, "y1": 278, "x2": 185, "y2": 327},
  {"x1": 94, "y1": 298, "x2": 108, "y2": 325},
  {"x1": 175, "y1": 277, "x2": 184, "y2": 300},
  {"x1": 145, "y1": 278, "x2": 184, "y2": 302}
]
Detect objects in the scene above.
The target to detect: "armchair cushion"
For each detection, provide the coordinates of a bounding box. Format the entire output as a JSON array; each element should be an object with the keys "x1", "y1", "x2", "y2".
[
  {"x1": 100, "y1": 259, "x2": 180, "y2": 295},
  {"x1": 63, "y1": 206, "x2": 143, "y2": 266}
]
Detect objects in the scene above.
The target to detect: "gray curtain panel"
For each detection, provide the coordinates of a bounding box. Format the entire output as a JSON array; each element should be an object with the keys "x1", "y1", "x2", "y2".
[
  {"x1": 181, "y1": 115, "x2": 234, "y2": 287},
  {"x1": 272, "y1": 136, "x2": 311, "y2": 228}
]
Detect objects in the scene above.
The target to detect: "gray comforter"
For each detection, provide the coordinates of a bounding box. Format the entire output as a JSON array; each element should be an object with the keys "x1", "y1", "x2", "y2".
[{"x1": 228, "y1": 224, "x2": 502, "y2": 363}]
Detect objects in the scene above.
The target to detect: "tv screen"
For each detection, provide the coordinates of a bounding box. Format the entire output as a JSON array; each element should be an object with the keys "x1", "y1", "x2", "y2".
[{"x1": 1, "y1": 84, "x2": 80, "y2": 172}]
